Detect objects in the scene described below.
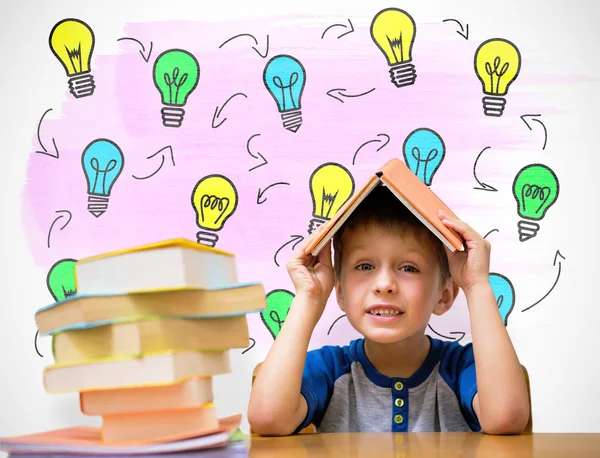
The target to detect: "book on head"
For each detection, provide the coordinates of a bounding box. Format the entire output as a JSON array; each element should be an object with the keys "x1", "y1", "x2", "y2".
[{"x1": 305, "y1": 158, "x2": 464, "y2": 256}]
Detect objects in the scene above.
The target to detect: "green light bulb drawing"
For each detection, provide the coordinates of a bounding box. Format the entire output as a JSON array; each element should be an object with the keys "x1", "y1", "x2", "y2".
[
  {"x1": 261, "y1": 289, "x2": 295, "y2": 339},
  {"x1": 153, "y1": 48, "x2": 200, "y2": 128},
  {"x1": 512, "y1": 163, "x2": 559, "y2": 242},
  {"x1": 46, "y1": 258, "x2": 77, "y2": 301}
]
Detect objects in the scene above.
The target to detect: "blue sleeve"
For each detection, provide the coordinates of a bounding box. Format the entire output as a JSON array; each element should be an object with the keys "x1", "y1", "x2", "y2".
[{"x1": 292, "y1": 345, "x2": 350, "y2": 434}]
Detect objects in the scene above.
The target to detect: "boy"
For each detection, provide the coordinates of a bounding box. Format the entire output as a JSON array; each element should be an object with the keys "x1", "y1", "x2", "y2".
[{"x1": 248, "y1": 186, "x2": 530, "y2": 435}]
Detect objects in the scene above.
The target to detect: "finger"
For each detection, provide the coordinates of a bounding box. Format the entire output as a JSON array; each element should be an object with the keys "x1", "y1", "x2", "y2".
[
  {"x1": 316, "y1": 239, "x2": 333, "y2": 268},
  {"x1": 438, "y1": 211, "x2": 482, "y2": 242}
]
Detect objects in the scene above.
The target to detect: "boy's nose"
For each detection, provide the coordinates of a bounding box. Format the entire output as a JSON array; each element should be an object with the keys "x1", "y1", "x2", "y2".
[{"x1": 373, "y1": 268, "x2": 398, "y2": 294}]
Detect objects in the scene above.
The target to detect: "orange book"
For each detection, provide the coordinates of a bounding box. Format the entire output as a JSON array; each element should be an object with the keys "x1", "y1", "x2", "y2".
[
  {"x1": 101, "y1": 403, "x2": 219, "y2": 443},
  {"x1": 80, "y1": 376, "x2": 213, "y2": 416},
  {"x1": 305, "y1": 158, "x2": 464, "y2": 255}
]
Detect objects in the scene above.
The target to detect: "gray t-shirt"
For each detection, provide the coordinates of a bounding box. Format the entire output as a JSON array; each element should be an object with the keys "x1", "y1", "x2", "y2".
[{"x1": 294, "y1": 336, "x2": 480, "y2": 433}]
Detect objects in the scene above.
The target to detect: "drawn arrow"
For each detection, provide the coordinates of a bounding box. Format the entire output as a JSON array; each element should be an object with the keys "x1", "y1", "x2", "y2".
[
  {"x1": 242, "y1": 337, "x2": 256, "y2": 355},
  {"x1": 116, "y1": 37, "x2": 153, "y2": 62},
  {"x1": 473, "y1": 146, "x2": 498, "y2": 192},
  {"x1": 35, "y1": 108, "x2": 59, "y2": 159},
  {"x1": 47, "y1": 210, "x2": 72, "y2": 249},
  {"x1": 246, "y1": 133, "x2": 268, "y2": 172},
  {"x1": 212, "y1": 93, "x2": 248, "y2": 128},
  {"x1": 520, "y1": 114, "x2": 548, "y2": 150},
  {"x1": 442, "y1": 19, "x2": 469, "y2": 40},
  {"x1": 522, "y1": 250, "x2": 565, "y2": 312},
  {"x1": 428, "y1": 324, "x2": 466, "y2": 342},
  {"x1": 326, "y1": 87, "x2": 376, "y2": 104},
  {"x1": 257, "y1": 182, "x2": 290, "y2": 204},
  {"x1": 321, "y1": 19, "x2": 355, "y2": 39},
  {"x1": 483, "y1": 228, "x2": 500, "y2": 239},
  {"x1": 34, "y1": 331, "x2": 43, "y2": 357},
  {"x1": 218, "y1": 34, "x2": 270, "y2": 58},
  {"x1": 352, "y1": 133, "x2": 390, "y2": 165},
  {"x1": 132, "y1": 146, "x2": 175, "y2": 180},
  {"x1": 327, "y1": 314, "x2": 347, "y2": 335},
  {"x1": 274, "y1": 235, "x2": 304, "y2": 267}
]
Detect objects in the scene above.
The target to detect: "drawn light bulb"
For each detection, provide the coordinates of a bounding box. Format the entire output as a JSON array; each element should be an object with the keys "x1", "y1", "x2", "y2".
[
  {"x1": 489, "y1": 273, "x2": 515, "y2": 327},
  {"x1": 81, "y1": 139, "x2": 125, "y2": 218},
  {"x1": 474, "y1": 38, "x2": 521, "y2": 117},
  {"x1": 403, "y1": 128, "x2": 445, "y2": 186},
  {"x1": 153, "y1": 49, "x2": 200, "y2": 128},
  {"x1": 370, "y1": 8, "x2": 417, "y2": 88},
  {"x1": 263, "y1": 54, "x2": 306, "y2": 133},
  {"x1": 49, "y1": 18, "x2": 96, "y2": 98},
  {"x1": 261, "y1": 289, "x2": 295, "y2": 339},
  {"x1": 46, "y1": 258, "x2": 77, "y2": 302},
  {"x1": 191, "y1": 174, "x2": 238, "y2": 247},
  {"x1": 512, "y1": 163, "x2": 559, "y2": 242},
  {"x1": 308, "y1": 162, "x2": 355, "y2": 234}
]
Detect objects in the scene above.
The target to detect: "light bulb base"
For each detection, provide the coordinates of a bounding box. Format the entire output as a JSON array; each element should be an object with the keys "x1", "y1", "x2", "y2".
[
  {"x1": 87, "y1": 194, "x2": 109, "y2": 218},
  {"x1": 69, "y1": 73, "x2": 95, "y2": 98},
  {"x1": 281, "y1": 110, "x2": 302, "y2": 133},
  {"x1": 308, "y1": 217, "x2": 326, "y2": 234},
  {"x1": 161, "y1": 107, "x2": 186, "y2": 128},
  {"x1": 517, "y1": 220, "x2": 540, "y2": 242},
  {"x1": 389, "y1": 63, "x2": 417, "y2": 88},
  {"x1": 196, "y1": 230, "x2": 219, "y2": 247},
  {"x1": 482, "y1": 96, "x2": 506, "y2": 117}
]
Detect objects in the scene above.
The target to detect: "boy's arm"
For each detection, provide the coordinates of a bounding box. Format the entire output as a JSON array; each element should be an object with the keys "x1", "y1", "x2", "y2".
[{"x1": 466, "y1": 282, "x2": 530, "y2": 434}]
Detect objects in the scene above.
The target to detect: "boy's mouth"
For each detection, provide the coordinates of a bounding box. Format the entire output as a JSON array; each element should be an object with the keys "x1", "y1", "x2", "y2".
[{"x1": 366, "y1": 305, "x2": 404, "y2": 316}]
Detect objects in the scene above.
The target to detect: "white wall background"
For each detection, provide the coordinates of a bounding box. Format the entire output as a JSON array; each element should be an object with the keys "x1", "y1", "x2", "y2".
[{"x1": 1, "y1": 0, "x2": 599, "y2": 445}]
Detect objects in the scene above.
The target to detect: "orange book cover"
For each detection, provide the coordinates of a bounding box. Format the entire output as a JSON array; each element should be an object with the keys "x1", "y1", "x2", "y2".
[{"x1": 305, "y1": 158, "x2": 464, "y2": 255}]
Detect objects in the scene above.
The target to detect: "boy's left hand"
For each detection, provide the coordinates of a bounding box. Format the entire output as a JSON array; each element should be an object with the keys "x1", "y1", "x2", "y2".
[{"x1": 438, "y1": 210, "x2": 491, "y2": 295}]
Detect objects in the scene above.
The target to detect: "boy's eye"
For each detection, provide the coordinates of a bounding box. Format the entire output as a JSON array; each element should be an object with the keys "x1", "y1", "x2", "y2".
[
  {"x1": 401, "y1": 265, "x2": 418, "y2": 273},
  {"x1": 356, "y1": 263, "x2": 373, "y2": 271}
]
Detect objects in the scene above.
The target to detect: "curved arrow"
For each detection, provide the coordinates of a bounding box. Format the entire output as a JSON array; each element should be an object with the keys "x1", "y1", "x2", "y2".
[
  {"x1": 212, "y1": 93, "x2": 248, "y2": 128},
  {"x1": 34, "y1": 330, "x2": 43, "y2": 357},
  {"x1": 327, "y1": 314, "x2": 347, "y2": 335},
  {"x1": 132, "y1": 146, "x2": 175, "y2": 180},
  {"x1": 427, "y1": 324, "x2": 465, "y2": 342},
  {"x1": 219, "y1": 33, "x2": 269, "y2": 58},
  {"x1": 521, "y1": 114, "x2": 548, "y2": 150},
  {"x1": 352, "y1": 133, "x2": 390, "y2": 165},
  {"x1": 36, "y1": 108, "x2": 59, "y2": 158},
  {"x1": 274, "y1": 235, "x2": 304, "y2": 267},
  {"x1": 522, "y1": 250, "x2": 565, "y2": 312},
  {"x1": 47, "y1": 210, "x2": 72, "y2": 248},
  {"x1": 257, "y1": 182, "x2": 290, "y2": 204},
  {"x1": 241, "y1": 337, "x2": 256, "y2": 354},
  {"x1": 483, "y1": 228, "x2": 499, "y2": 239},
  {"x1": 473, "y1": 146, "x2": 498, "y2": 192},
  {"x1": 326, "y1": 87, "x2": 376, "y2": 103},
  {"x1": 246, "y1": 133, "x2": 268, "y2": 171},
  {"x1": 116, "y1": 37, "x2": 153, "y2": 62},
  {"x1": 442, "y1": 18, "x2": 469, "y2": 40},
  {"x1": 321, "y1": 19, "x2": 354, "y2": 39}
]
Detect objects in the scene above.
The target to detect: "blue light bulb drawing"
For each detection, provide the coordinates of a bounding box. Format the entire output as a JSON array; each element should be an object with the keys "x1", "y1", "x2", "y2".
[
  {"x1": 403, "y1": 128, "x2": 446, "y2": 186},
  {"x1": 81, "y1": 138, "x2": 124, "y2": 217},
  {"x1": 263, "y1": 54, "x2": 306, "y2": 133},
  {"x1": 489, "y1": 273, "x2": 515, "y2": 327}
]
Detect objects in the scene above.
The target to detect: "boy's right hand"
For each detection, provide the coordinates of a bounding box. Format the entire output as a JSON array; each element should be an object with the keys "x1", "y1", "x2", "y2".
[{"x1": 286, "y1": 238, "x2": 334, "y2": 312}]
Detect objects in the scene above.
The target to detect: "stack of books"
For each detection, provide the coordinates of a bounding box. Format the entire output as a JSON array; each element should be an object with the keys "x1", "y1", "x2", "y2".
[{"x1": 31, "y1": 238, "x2": 265, "y2": 446}]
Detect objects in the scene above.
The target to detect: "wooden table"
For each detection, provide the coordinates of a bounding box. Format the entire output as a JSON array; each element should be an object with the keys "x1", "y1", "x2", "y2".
[{"x1": 249, "y1": 433, "x2": 600, "y2": 457}]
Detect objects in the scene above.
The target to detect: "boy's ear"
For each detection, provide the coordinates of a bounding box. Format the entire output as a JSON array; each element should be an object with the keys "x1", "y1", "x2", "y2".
[
  {"x1": 335, "y1": 278, "x2": 346, "y2": 312},
  {"x1": 432, "y1": 279, "x2": 460, "y2": 316}
]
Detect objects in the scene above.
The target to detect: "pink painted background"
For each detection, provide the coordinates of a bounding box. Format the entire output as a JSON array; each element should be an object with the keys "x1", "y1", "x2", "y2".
[{"x1": 23, "y1": 14, "x2": 572, "y2": 352}]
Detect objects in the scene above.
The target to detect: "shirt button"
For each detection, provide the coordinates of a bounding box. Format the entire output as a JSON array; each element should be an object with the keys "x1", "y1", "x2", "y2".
[
  {"x1": 394, "y1": 414, "x2": 404, "y2": 424},
  {"x1": 394, "y1": 381, "x2": 404, "y2": 391},
  {"x1": 395, "y1": 398, "x2": 404, "y2": 408}
]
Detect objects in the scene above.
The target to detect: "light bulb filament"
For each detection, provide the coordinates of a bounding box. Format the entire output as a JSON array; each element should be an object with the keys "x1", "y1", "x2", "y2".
[
  {"x1": 90, "y1": 158, "x2": 117, "y2": 195},
  {"x1": 521, "y1": 185, "x2": 551, "y2": 214},
  {"x1": 64, "y1": 43, "x2": 83, "y2": 73},
  {"x1": 485, "y1": 56, "x2": 510, "y2": 94},
  {"x1": 320, "y1": 188, "x2": 340, "y2": 219},
  {"x1": 497, "y1": 295, "x2": 504, "y2": 308},
  {"x1": 269, "y1": 310, "x2": 285, "y2": 332},
  {"x1": 387, "y1": 32, "x2": 406, "y2": 62},
  {"x1": 272, "y1": 73, "x2": 299, "y2": 110},
  {"x1": 200, "y1": 194, "x2": 230, "y2": 226},
  {"x1": 410, "y1": 147, "x2": 439, "y2": 183},
  {"x1": 163, "y1": 67, "x2": 189, "y2": 104}
]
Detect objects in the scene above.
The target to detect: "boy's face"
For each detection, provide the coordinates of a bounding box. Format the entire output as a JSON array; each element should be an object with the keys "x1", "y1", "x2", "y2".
[{"x1": 335, "y1": 225, "x2": 456, "y2": 344}]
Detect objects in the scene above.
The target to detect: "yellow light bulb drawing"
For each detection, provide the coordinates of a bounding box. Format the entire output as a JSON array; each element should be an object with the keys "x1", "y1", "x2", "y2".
[
  {"x1": 370, "y1": 8, "x2": 417, "y2": 88},
  {"x1": 49, "y1": 18, "x2": 96, "y2": 98},
  {"x1": 474, "y1": 38, "x2": 521, "y2": 117},
  {"x1": 308, "y1": 162, "x2": 355, "y2": 234},
  {"x1": 191, "y1": 174, "x2": 238, "y2": 247}
]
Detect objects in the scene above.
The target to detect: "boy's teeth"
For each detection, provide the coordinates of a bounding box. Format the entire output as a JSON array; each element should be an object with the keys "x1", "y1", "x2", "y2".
[{"x1": 369, "y1": 309, "x2": 401, "y2": 316}]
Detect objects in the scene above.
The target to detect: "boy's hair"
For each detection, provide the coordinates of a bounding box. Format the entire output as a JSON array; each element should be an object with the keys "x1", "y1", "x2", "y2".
[{"x1": 332, "y1": 185, "x2": 451, "y2": 286}]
